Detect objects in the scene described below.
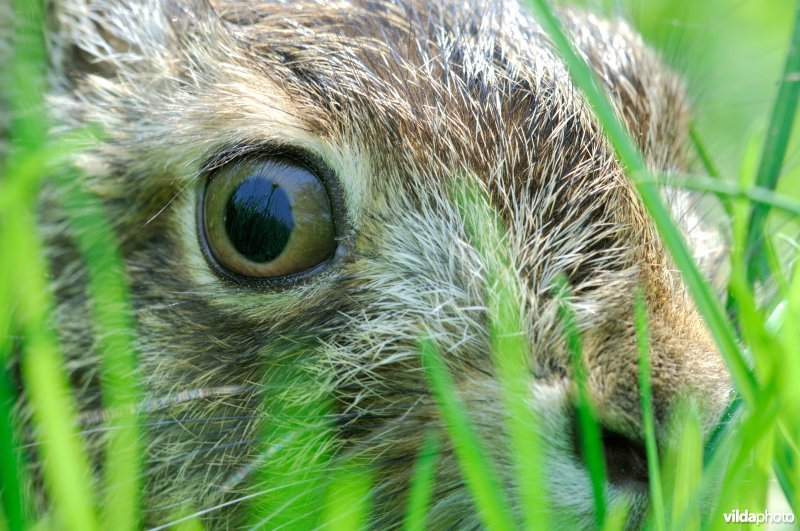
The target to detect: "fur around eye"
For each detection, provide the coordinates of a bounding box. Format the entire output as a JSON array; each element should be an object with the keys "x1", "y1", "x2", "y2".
[{"x1": 201, "y1": 156, "x2": 337, "y2": 279}]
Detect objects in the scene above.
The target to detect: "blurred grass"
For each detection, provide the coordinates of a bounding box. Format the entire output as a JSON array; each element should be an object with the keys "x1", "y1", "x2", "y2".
[
  {"x1": 557, "y1": 280, "x2": 606, "y2": 528},
  {"x1": 634, "y1": 291, "x2": 664, "y2": 531},
  {"x1": 666, "y1": 403, "x2": 703, "y2": 530},
  {"x1": 54, "y1": 166, "x2": 144, "y2": 530},
  {"x1": 322, "y1": 461, "x2": 373, "y2": 530},
  {"x1": 626, "y1": 0, "x2": 799, "y2": 183},
  {"x1": 419, "y1": 337, "x2": 515, "y2": 531},
  {"x1": 745, "y1": 5, "x2": 800, "y2": 284},
  {"x1": 245, "y1": 359, "x2": 334, "y2": 529},
  {"x1": 456, "y1": 183, "x2": 551, "y2": 530},
  {"x1": 2, "y1": 0, "x2": 800, "y2": 530},
  {"x1": 2, "y1": 1, "x2": 142, "y2": 530},
  {"x1": 403, "y1": 431, "x2": 441, "y2": 531},
  {"x1": 2, "y1": 0, "x2": 99, "y2": 529}
]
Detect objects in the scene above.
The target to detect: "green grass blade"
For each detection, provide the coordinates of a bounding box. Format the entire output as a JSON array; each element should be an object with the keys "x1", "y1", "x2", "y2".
[
  {"x1": 170, "y1": 516, "x2": 205, "y2": 531},
  {"x1": 688, "y1": 126, "x2": 722, "y2": 181},
  {"x1": 702, "y1": 397, "x2": 742, "y2": 466},
  {"x1": 688, "y1": 127, "x2": 732, "y2": 217},
  {"x1": 8, "y1": 0, "x2": 47, "y2": 153},
  {"x1": 0, "y1": 207, "x2": 31, "y2": 530},
  {"x1": 670, "y1": 420, "x2": 734, "y2": 531},
  {"x1": 5, "y1": 206, "x2": 99, "y2": 531},
  {"x1": 728, "y1": 166, "x2": 800, "y2": 514},
  {"x1": 0, "y1": 363, "x2": 30, "y2": 531},
  {"x1": 53, "y1": 169, "x2": 144, "y2": 530},
  {"x1": 634, "y1": 292, "x2": 664, "y2": 531},
  {"x1": 780, "y1": 217, "x2": 800, "y2": 392},
  {"x1": 556, "y1": 281, "x2": 606, "y2": 528},
  {"x1": 661, "y1": 175, "x2": 800, "y2": 218},
  {"x1": 323, "y1": 462, "x2": 373, "y2": 531},
  {"x1": 668, "y1": 404, "x2": 702, "y2": 531},
  {"x1": 773, "y1": 431, "x2": 798, "y2": 515},
  {"x1": 523, "y1": 0, "x2": 756, "y2": 407},
  {"x1": 569, "y1": 341, "x2": 607, "y2": 528},
  {"x1": 706, "y1": 397, "x2": 781, "y2": 530},
  {"x1": 487, "y1": 294, "x2": 550, "y2": 531},
  {"x1": 164, "y1": 505, "x2": 206, "y2": 531},
  {"x1": 404, "y1": 431, "x2": 441, "y2": 531},
  {"x1": 2, "y1": 0, "x2": 99, "y2": 525},
  {"x1": 419, "y1": 338, "x2": 515, "y2": 531},
  {"x1": 772, "y1": 224, "x2": 800, "y2": 512},
  {"x1": 745, "y1": 3, "x2": 800, "y2": 284},
  {"x1": 456, "y1": 184, "x2": 550, "y2": 530},
  {"x1": 246, "y1": 358, "x2": 334, "y2": 530},
  {"x1": 762, "y1": 235, "x2": 789, "y2": 303},
  {"x1": 601, "y1": 497, "x2": 631, "y2": 531}
]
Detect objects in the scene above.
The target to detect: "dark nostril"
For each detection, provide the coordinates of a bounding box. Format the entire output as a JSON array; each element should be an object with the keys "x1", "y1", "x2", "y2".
[{"x1": 571, "y1": 412, "x2": 650, "y2": 488}]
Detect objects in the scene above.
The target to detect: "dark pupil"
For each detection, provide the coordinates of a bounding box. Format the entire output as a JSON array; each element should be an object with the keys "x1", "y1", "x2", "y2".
[{"x1": 224, "y1": 175, "x2": 293, "y2": 263}]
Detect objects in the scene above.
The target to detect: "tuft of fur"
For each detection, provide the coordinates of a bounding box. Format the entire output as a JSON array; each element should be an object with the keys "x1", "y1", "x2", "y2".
[{"x1": 30, "y1": 0, "x2": 732, "y2": 528}]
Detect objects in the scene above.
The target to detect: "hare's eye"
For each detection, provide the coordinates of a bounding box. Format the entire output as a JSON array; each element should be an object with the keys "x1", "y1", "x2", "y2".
[{"x1": 202, "y1": 157, "x2": 336, "y2": 279}]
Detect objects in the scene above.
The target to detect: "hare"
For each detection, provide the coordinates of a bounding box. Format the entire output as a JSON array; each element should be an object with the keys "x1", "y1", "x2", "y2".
[{"x1": 33, "y1": 0, "x2": 733, "y2": 528}]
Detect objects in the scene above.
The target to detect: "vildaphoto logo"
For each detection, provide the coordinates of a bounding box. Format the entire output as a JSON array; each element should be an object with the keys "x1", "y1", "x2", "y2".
[{"x1": 723, "y1": 509, "x2": 795, "y2": 525}]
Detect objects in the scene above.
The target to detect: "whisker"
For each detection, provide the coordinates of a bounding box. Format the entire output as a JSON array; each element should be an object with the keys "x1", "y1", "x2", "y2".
[
  {"x1": 247, "y1": 488, "x2": 317, "y2": 531},
  {"x1": 147, "y1": 439, "x2": 256, "y2": 477},
  {"x1": 146, "y1": 475, "x2": 325, "y2": 530},
  {"x1": 139, "y1": 178, "x2": 196, "y2": 232},
  {"x1": 79, "y1": 385, "x2": 257, "y2": 426},
  {"x1": 219, "y1": 432, "x2": 296, "y2": 494},
  {"x1": 81, "y1": 415, "x2": 260, "y2": 436}
]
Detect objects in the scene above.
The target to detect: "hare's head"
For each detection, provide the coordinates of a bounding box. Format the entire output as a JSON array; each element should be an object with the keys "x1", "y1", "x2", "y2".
[{"x1": 43, "y1": 0, "x2": 732, "y2": 527}]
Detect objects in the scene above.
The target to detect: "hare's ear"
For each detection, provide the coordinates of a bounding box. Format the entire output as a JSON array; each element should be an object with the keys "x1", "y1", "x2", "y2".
[
  {"x1": 561, "y1": 10, "x2": 690, "y2": 169},
  {"x1": 48, "y1": 0, "x2": 222, "y2": 81}
]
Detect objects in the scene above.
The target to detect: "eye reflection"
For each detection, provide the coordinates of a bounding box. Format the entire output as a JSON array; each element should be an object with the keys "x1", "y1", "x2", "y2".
[
  {"x1": 224, "y1": 177, "x2": 293, "y2": 263},
  {"x1": 202, "y1": 156, "x2": 336, "y2": 279}
]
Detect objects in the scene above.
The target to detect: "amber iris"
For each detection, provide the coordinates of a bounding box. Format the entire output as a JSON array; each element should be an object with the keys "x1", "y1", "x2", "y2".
[{"x1": 203, "y1": 157, "x2": 336, "y2": 278}]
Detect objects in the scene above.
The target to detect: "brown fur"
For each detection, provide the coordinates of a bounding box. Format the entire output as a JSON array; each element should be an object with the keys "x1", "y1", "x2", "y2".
[{"x1": 32, "y1": 0, "x2": 732, "y2": 528}]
